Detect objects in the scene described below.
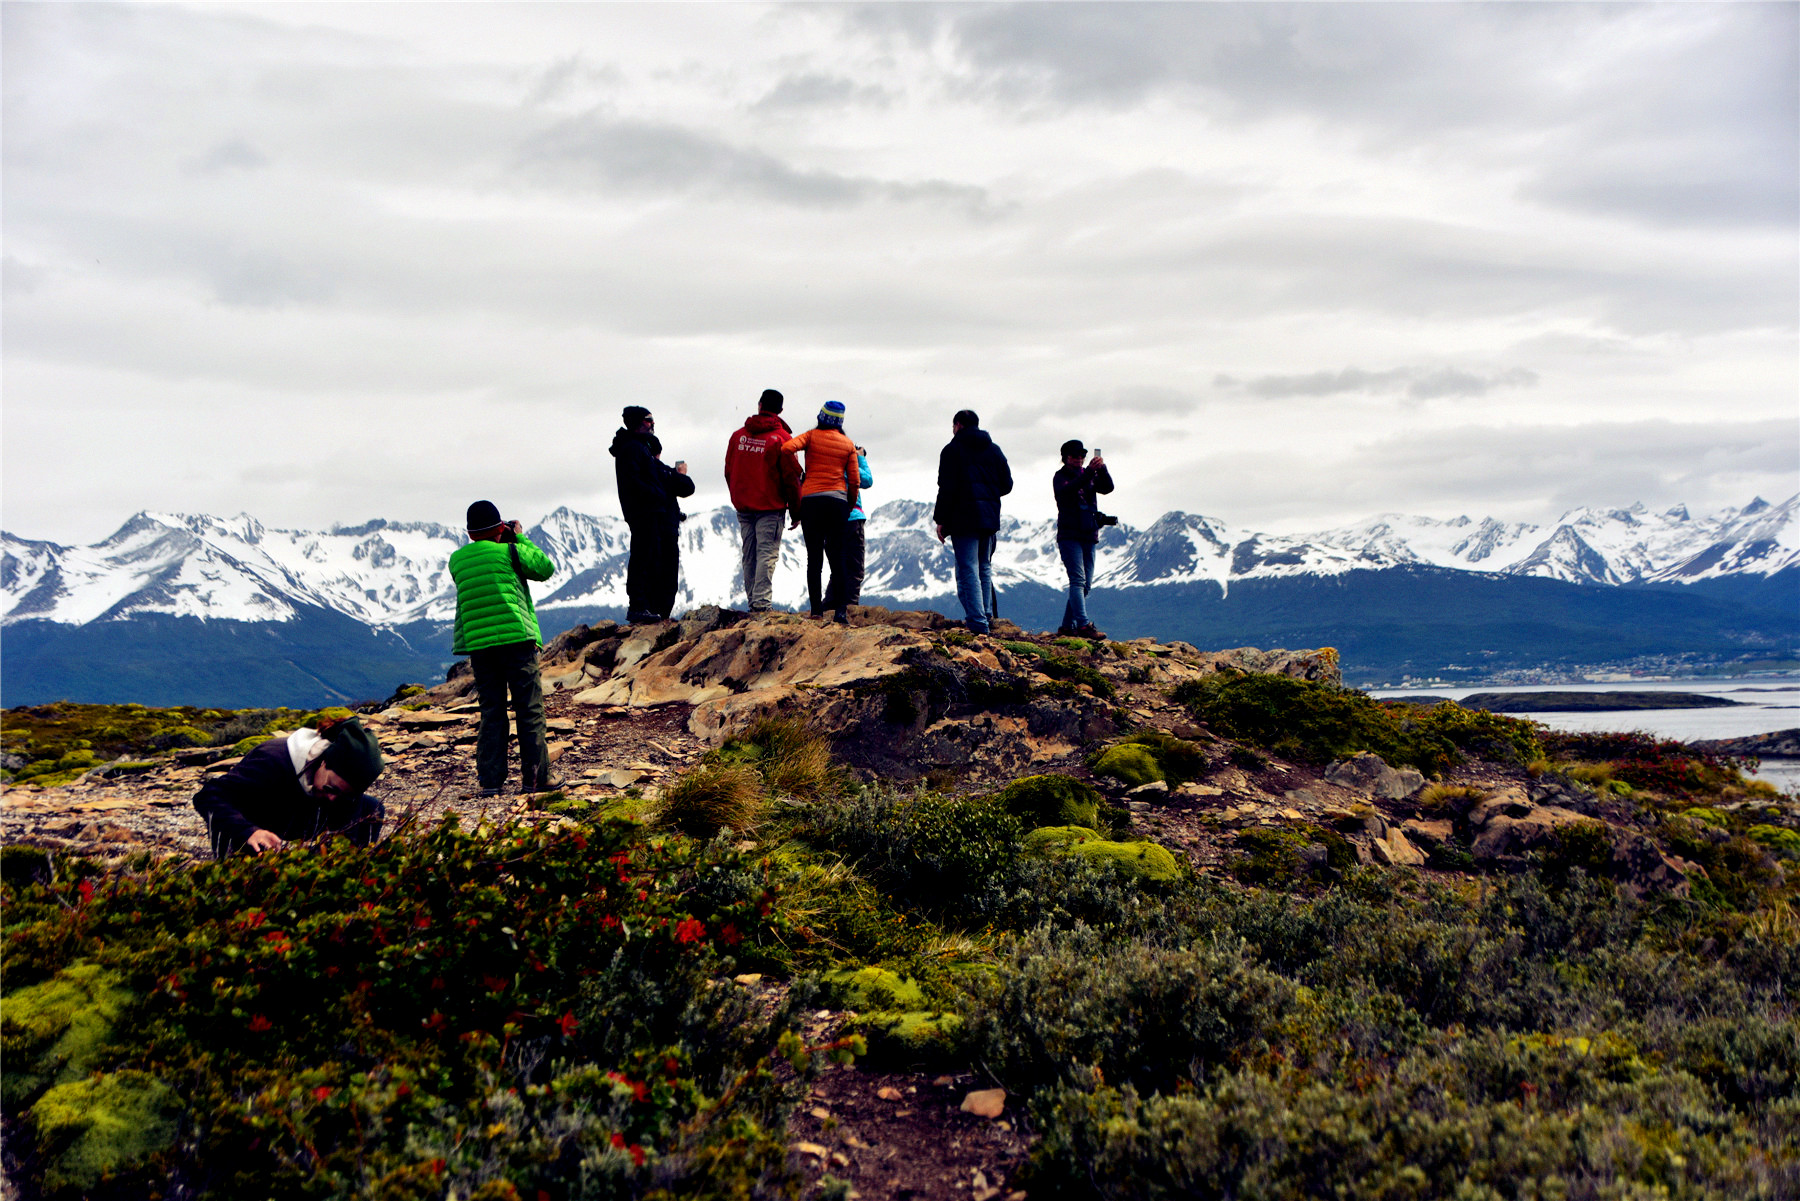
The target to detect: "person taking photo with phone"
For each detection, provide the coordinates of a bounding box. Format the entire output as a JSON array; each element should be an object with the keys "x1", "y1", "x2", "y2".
[{"x1": 1052, "y1": 439, "x2": 1113, "y2": 639}]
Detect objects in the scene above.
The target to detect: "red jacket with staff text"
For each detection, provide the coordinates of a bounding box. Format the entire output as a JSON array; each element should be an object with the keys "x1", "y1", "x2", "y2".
[{"x1": 724, "y1": 413, "x2": 802, "y2": 512}]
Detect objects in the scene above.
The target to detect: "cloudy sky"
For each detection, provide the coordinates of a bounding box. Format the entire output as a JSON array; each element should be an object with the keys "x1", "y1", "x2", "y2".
[{"x1": 4, "y1": 2, "x2": 1795, "y2": 546}]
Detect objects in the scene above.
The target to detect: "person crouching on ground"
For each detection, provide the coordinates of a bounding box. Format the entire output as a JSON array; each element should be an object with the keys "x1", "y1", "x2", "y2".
[
  {"x1": 933, "y1": 409, "x2": 1012, "y2": 634},
  {"x1": 612, "y1": 405, "x2": 695, "y2": 624},
  {"x1": 449, "y1": 501, "x2": 558, "y2": 796},
  {"x1": 725, "y1": 388, "x2": 801, "y2": 613},
  {"x1": 1052, "y1": 439, "x2": 1113, "y2": 639},
  {"x1": 192, "y1": 715, "x2": 384, "y2": 859},
  {"x1": 780, "y1": 400, "x2": 861, "y2": 624}
]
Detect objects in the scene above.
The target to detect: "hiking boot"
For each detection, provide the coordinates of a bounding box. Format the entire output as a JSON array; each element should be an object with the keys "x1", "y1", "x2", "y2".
[{"x1": 1074, "y1": 623, "x2": 1107, "y2": 640}]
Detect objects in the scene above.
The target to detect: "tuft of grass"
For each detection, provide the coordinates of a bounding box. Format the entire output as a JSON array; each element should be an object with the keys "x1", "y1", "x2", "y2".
[
  {"x1": 656, "y1": 763, "x2": 765, "y2": 838},
  {"x1": 1417, "y1": 783, "x2": 1486, "y2": 812},
  {"x1": 713, "y1": 717, "x2": 844, "y2": 801}
]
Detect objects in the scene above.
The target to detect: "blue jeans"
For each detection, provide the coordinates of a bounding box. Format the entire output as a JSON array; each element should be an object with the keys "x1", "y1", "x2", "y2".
[
  {"x1": 1059, "y1": 539, "x2": 1095, "y2": 630},
  {"x1": 951, "y1": 532, "x2": 996, "y2": 632}
]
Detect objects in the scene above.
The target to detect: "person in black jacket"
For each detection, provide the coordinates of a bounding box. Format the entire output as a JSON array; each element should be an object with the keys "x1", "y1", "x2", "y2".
[
  {"x1": 933, "y1": 409, "x2": 1013, "y2": 634},
  {"x1": 192, "y1": 716, "x2": 385, "y2": 859},
  {"x1": 611, "y1": 405, "x2": 696, "y2": 623},
  {"x1": 1052, "y1": 439, "x2": 1114, "y2": 638}
]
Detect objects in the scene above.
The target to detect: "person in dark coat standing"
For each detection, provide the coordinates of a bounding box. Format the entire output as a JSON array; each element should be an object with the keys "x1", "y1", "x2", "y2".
[
  {"x1": 192, "y1": 716, "x2": 385, "y2": 859},
  {"x1": 933, "y1": 409, "x2": 1012, "y2": 634},
  {"x1": 611, "y1": 405, "x2": 696, "y2": 624},
  {"x1": 1052, "y1": 439, "x2": 1114, "y2": 639}
]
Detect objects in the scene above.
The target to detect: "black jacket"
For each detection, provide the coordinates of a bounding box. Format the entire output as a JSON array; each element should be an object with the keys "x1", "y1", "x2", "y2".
[
  {"x1": 933, "y1": 428, "x2": 1013, "y2": 536},
  {"x1": 192, "y1": 737, "x2": 384, "y2": 859},
  {"x1": 611, "y1": 428, "x2": 696, "y2": 526},
  {"x1": 1053, "y1": 462, "x2": 1115, "y2": 543}
]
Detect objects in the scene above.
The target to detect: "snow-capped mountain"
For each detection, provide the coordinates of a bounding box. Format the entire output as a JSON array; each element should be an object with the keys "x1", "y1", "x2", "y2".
[{"x1": 3, "y1": 495, "x2": 1794, "y2": 630}]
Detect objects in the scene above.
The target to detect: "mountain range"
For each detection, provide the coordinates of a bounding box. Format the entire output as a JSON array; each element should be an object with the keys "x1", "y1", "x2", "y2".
[{"x1": 4, "y1": 495, "x2": 1795, "y2": 706}]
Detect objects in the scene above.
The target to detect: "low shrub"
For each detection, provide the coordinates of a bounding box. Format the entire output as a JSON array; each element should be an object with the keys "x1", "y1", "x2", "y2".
[
  {"x1": 1090, "y1": 744, "x2": 1162, "y2": 787},
  {"x1": 802, "y1": 789, "x2": 1024, "y2": 921},
  {"x1": 0, "y1": 818, "x2": 802, "y2": 1199},
  {"x1": 1174, "y1": 675, "x2": 1543, "y2": 774}
]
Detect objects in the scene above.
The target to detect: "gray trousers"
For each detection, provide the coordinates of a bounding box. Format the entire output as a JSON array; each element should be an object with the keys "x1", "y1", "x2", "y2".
[
  {"x1": 471, "y1": 640, "x2": 548, "y2": 792},
  {"x1": 737, "y1": 509, "x2": 785, "y2": 611}
]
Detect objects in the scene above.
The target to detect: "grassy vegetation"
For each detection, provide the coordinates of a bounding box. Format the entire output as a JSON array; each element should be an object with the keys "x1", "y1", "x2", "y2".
[{"x1": 4, "y1": 680, "x2": 1798, "y2": 1198}]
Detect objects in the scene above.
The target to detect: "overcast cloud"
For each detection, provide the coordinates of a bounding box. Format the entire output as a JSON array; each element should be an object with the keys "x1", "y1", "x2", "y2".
[{"x1": 2, "y1": 2, "x2": 1794, "y2": 545}]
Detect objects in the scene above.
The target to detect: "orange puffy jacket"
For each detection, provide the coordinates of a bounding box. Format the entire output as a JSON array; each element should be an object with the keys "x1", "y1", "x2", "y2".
[{"x1": 780, "y1": 428, "x2": 860, "y2": 511}]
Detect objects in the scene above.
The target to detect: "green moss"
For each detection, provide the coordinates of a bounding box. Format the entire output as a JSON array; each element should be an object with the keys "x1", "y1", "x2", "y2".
[
  {"x1": 1115, "y1": 731, "x2": 1210, "y2": 787},
  {"x1": 821, "y1": 966, "x2": 927, "y2": 1011},
  {"x1": 1092, "y1": 744, "x2": 1163, "y2": 787},
  {"x1": 1024, "y1": 826, "x2": 1181, "y2": 884},
  {"x1": 1071, "y1": 839, "x2": 1181, "y2": 884},
  {"x1": 31, "y1": 1070, "x2": 179, "y2": 1193},
  {"x1": 1747, "y1": 824, "x2": 1800, "y2": 860},
  {"x1": 1232, "y1": 826, "x2": 1347, "y2": 888},
  {"x1": 1682, "y1": 807, "x2": 1728, "y2": 828},
  {"x1": 993, "y1": 773, "x2": 1101, "y2": 830},
  {"x1": 1, "y1": 962, "x2": 135, "y2": 1107},
  {"x1": 855, "y1": 1009, "x2": 967, "y2": 1066},
  {"x1": 1002, "y1": 641, "x2": 1048, "y2": 660},
  {"x1": 228, "y1": 735, "x2": 275, "y2": 757}
]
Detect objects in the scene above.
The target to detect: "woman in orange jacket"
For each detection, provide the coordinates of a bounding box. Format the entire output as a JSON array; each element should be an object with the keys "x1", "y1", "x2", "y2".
[{"x1": 780, "y1": 401, "x2": 861, "y2": 623}]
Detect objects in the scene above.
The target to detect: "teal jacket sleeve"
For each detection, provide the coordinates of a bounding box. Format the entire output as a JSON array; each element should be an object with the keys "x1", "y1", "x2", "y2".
[{"x1": 858, "y1": 453, "x2": 872, "y2": 489}]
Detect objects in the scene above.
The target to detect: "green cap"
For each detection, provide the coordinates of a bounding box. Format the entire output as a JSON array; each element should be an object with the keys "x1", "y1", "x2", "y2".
[{"x1": 321, "y1": 717, "x2": 384, "y2": 793}]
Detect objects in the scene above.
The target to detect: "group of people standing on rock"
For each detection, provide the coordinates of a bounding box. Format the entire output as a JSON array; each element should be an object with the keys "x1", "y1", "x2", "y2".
[{"x1": 192, "y1": 390, "x2": 1117, "y2": 857}]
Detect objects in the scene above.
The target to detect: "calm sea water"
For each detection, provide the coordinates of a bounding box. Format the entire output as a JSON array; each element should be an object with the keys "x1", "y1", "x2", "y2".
[{"x1": 1367, "y1": 678, "x2": 1800, "y2": 795}]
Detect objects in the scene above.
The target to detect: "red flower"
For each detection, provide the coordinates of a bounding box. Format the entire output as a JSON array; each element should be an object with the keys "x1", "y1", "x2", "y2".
[
  {"x1": 423, "y1": 1011, "x2": 448, "y2": 1032},
  {"x1": 600, "y1": 915, "x2": 621, "y2": 931},
  {"x1": 396, "y1": 1084, "x2": 412, "y2": 1098},
  {"x1": 76, "y1": 880, "x2": 94, "y2": 905},
  {"x1": 247, "y1": 1014, "x2": 273, "y2": 1033},
  {"x1": 665, "y1": 1056, "x2": 680, "y2": 1076},
  {"x1": 414, "y1": 915, "x2": 432, "y2": 930},
  {"x1": 312, "y1": 1086, "x2": 332, "y2": 1102},
  {"x1": 630, "y1": 1144, "x2": 646, "y2": 1167},
  {"x1": 558, "y1": 1011, "x2": 578, "y2": 1038},
  {"x1": 483, "y1": 974, "x2": 508, "y2": 993},
  {"x1": 674, "y1": 918, "x2": 705, "y2": 944},
  {"x1": 428, "y1": 1157, "x2": 446, "y2": 1176},
  {"x1": 719, "y1": 922, "x2": 742, "y2": 946},
  {"x1": 610, "y1": 1132, "x2": 626, "y2": 1150}
]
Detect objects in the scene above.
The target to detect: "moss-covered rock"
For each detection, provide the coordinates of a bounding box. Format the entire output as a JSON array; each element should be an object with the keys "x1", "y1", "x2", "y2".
[
  {"x1": 1023, "y1": 826, "x2": 1182, "y2": 883},
  {"x1": 31, "y1": 1070, "x2": 179, "y2": 1193},
  {"x1": 1091, "y1": 744, "x2": 1163, "y2": 787},
  {"x1": 993, "y1": 773, "x2": 1100, "y2": 830},
  {"x1": 1682, "y1": 807, "x2": 1728, "y2": 828},
  {"x1": 855, "y1": 1009, "x2": 967, "y2": 1066},
  {"x1": 821, "y1": 966, "x2": 927, "y2": 1011},
  {"x1": 1748, "y1": 824, "x2": 1800, "y2": 860},
  {"x1": 1, "y1": 963, "x2": 135, "y2": 1108}
]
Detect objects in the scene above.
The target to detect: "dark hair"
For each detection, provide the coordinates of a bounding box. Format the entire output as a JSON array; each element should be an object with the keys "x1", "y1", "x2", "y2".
[
  {"x1": 759, "y1": 389, "x2": 784, "y2": 413},
  {"x1": 1060, "y1": 439, "x2": 1085, "y2": 460},
  {"x1": 953, "y1": 409, "x2": 980, "y2": 429}
]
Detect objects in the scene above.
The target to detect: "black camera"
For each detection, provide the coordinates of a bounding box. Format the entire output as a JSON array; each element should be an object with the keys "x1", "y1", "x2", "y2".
[{"x1": 1097, "y1": 512, "x2": 1119, "y2": 527}]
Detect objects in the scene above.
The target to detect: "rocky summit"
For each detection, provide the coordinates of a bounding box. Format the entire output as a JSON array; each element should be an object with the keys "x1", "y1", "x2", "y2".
[{"x1": 4, "y1": 607, "x2": 1798, "y2": 1201}]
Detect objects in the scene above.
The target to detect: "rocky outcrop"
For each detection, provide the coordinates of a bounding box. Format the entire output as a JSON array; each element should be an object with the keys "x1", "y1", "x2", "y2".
[
  {"x1": 1462, "y1": 784, "x2": 1696, "y2": 897},
  {"x1": 1324, "y1": 752, "x2": 1424, "y2": 800},
  {"x1": 420, "y1": 606, "x2": 1341, "y2": 785}
]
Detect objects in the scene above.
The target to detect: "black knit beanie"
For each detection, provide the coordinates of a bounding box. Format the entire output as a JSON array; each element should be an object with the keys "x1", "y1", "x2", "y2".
[
  {"x1": 320, "y1": 717, "x2": 384, "y2": 794},
  {"x1": 466, "y1": 500, "x2": 502, "y2": 532},
  {"x1": 622, "y1": 405, "x2": 651, "y2": 429}
]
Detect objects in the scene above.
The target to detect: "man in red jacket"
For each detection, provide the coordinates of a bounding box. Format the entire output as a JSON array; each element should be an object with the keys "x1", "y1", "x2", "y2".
[{"x1": 724, "y1": 389, "x2": 802, "y2": 612}]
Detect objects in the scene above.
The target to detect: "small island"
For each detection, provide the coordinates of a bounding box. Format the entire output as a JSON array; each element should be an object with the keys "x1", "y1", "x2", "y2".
[{"x1": 1456, "y1": 690, "x2": 1742, "y2": 713}]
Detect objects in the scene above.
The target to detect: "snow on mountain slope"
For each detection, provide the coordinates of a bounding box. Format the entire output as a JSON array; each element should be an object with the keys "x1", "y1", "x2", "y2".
[{"x1": 3, "y1": 495, "x2": 1792, "y2": 629}]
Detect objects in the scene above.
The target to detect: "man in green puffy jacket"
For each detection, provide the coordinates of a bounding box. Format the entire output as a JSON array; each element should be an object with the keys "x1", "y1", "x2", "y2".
[{"x1": 449, "y1": 500, "x2": 558, "y2": 794}]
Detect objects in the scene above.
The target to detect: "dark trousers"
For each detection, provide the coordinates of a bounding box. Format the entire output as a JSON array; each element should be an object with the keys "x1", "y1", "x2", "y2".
[
  {"x1": 626, "y1": 516, "x2": 681, "y2": 619},
  {"x1": 845, "y1": 519, "x2": 867, "y2": 605},
  {"x1": 470, "y1": 640, "x2": 548, "y2": 791},
  {"x1": 800, "y1": 495, "x2": 851, "y2": 619}
]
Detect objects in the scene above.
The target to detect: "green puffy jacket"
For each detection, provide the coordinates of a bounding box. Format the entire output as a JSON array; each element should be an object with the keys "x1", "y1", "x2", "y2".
[{"x1": 449, "y1": 537, "x2": 556, "y2": 655}]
